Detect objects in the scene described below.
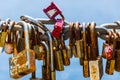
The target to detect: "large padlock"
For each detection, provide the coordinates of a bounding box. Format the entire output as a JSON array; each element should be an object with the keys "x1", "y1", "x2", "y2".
[
  {"x1": 60, "y1": 35, "x2": 70, "y2": 66},
  {"x1": 53, "y1": 38, "x2": 64, "y2": 71},
  {"x1": 89, "y1": 56, "x2": 103, "y2": 80},
  {"x1": 82, "y1": 23, "x2": 90, "y2": 78},
  {"x1": 43, "y1": 2, "x2": 64, "y2": 20},
  {"x1": 9, "y1": 21, "x2": 36, "y2": 79}
]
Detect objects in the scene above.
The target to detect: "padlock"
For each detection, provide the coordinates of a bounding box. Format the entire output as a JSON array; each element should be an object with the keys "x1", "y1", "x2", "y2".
[
  {"x1": 31, "y1": 26, "x2": 45, "y2": 60},
  {"x1": 43, "y1": 2, "x2": 64, "y2": 20},
  {"x1": 41, "y1": 41, "x2": 51, "y2": 80},
  {"x1": 9, "y1": 21, "x2": 36, "y2": 79},
  {"x1": 4, "y1": 21, "x2": 15, "y2": 54},
  {"x1": 53, "y1": 38, "x2": 64, "y2": 71},
  {"x1": 102, "y1": 32, "x2": 113, "y2": 60},
  {"x1": 89, "y1": 56, "x2": 103, "y2": 80},
  {"x1": 74, "y1": 22, "x2": 84, "y2": 58},
  {"x1": 114, "y1": 34, "x2": 120, "y2": 72},
  {"x1": 82, "y1": 23, "x2": 90, "y2": 77},
  {"x1": 52, "y1": 19, "x2": 64, "y2": 38},
  {"x1": 9, "y1": 26, "x2": 21, "y2": 78},
  {"x1": 67, "y1": 22, "x2": 76, "y2": 58},
  {"x1": 89, "y1": 22, "x2": 99, "y2": 60},
  {"x1": 60, "y1": 34, "x2": 70, "y2": 66},
  {"x1": 105, "y1": 32, "x2": 116, "y2": 75},
  {"x1": 17, "y1": 30, "x2": 25, "y2": 53}
]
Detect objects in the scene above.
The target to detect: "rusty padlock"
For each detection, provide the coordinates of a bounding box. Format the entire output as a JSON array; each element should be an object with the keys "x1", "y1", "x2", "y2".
[{"x1": 9, "y1": 21, "x2": 36, "y2": 79}]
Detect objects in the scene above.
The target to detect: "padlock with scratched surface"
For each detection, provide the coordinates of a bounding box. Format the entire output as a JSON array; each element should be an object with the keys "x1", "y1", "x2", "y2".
[
  {"x1": 88, "y1": 22, "x2": 103, "y2": 80},
  {"x1": 105, "y1": 32, "x2": 115, "y2": 75},
  {"x1": 9, "y1": 21, "x2": 36, "y2": 79}
]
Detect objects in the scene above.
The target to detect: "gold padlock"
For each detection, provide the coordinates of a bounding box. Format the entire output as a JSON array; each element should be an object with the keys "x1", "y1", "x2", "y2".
[
  {"x1": 9, "y1": 21, "x2": 36, "y2": 79},
  {"x1": 82, "y1": 24, "x2": 90, "y2": 77},
  {"x1": 89, "y1": 56, "x2": 103, "y2": 80},
  {"x1": 60, "y1": 35, "x2": 70, "y2": 66},
  {"x1": 53, "y1": 38, "x2": 64, "y2": 71}
]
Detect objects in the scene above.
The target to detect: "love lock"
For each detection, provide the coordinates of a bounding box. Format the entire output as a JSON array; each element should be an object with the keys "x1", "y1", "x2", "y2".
[
  {"x1": 43, "y1": 2, "x2": 64, "y2": 20},
  {"x1": 52, "y1": 19, "x2": 64, "y2": 38}
]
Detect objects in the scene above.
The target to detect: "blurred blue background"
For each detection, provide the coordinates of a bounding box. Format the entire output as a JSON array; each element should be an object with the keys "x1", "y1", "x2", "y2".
[{"x1": 0, "y1": 0, "x2": 120, "y2": 80}]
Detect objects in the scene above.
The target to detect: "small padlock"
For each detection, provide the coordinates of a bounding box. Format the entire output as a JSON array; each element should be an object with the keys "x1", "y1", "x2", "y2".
[
  {"x1": 105, "y1": 32, "x2": 116, "y2": 75},
  {"x1": 74, "y1": 22, "x2": 84, "y2": 58},
  {"x1": 60, "y1": 35, "x2": 70, "y2": 66},
  {"x1": 67, "y1": 22, "x2": 76, "y2": 58},
  {"x1": 43, "y1": 2, "x2": 64, "y2": 20},
  {"x1": 31, "y1": 26, "x2": 45, "y2": 60},
  {"x1": 82, "y1": 24, "x2": 90, "y2": 77},
  {"x1": 53, "y1": 38, "x2": 64, "y2": 71},
  {"x1": 52, "y1": 19, "x2": 64, "y2": 38},
  {"x1": 89, "y1": 22, "x2": 99, "y2": 60}
]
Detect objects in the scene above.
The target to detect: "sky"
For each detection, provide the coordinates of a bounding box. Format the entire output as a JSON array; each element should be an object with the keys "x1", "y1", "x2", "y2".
[{"x1": 0, "y1": 0, "x2": 120, "y2": 80}]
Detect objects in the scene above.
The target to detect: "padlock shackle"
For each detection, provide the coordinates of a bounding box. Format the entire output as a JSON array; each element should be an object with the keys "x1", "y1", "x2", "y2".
[
  {"x1": 20, "y1": 15, "x2": 50, "y2": 32},
  {"x1": 46, "y1": 31, "x2": 54, "y2": 71},
  {"x1": 17, "y1": 21, "x2": 30, "y2": 50},
  {"x1": 41, "y1": 41, "x2": 49, "y2": 66}
]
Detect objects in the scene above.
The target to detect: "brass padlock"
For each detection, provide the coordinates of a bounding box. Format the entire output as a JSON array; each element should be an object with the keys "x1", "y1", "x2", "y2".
[
  {"x1": 74, "y1": 22, "x2": 84, "y2": 58},
  {"x1": 53, "y1": 38, "x2": 64, "y2": 71},
  {"x1": 67, "y1": 22, "x2": 76, "y2": 58},
  {"x1": 89, "y1": 22, "x2": 99, "y2": 60},
  {"x1": 89, "y1": 56, "x2": 103, "y2": 80},
  {"x1": 60, "y1": 35, "x2": 70, "y2": 66},
  {"x1": 9, "y1": 21, "x2": 36, "y2": 79},
  {"x1": 82, "y1": 23, "x2": 90, "y2": 77},
  {"x1": 105, "y1": 32, "x2": 116, "y2": 75}
]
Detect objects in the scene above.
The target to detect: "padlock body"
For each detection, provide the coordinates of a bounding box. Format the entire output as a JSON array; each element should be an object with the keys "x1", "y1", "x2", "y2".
[
  {"x1": 105, "y1": 59, "x2": 115, "y2": 75},
  {"x1": 9, "y1": 49, "x2": 36, "y2": 79},
  {"x1": 89, "y1": 56, "x2": 103, "y2": 80}
]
